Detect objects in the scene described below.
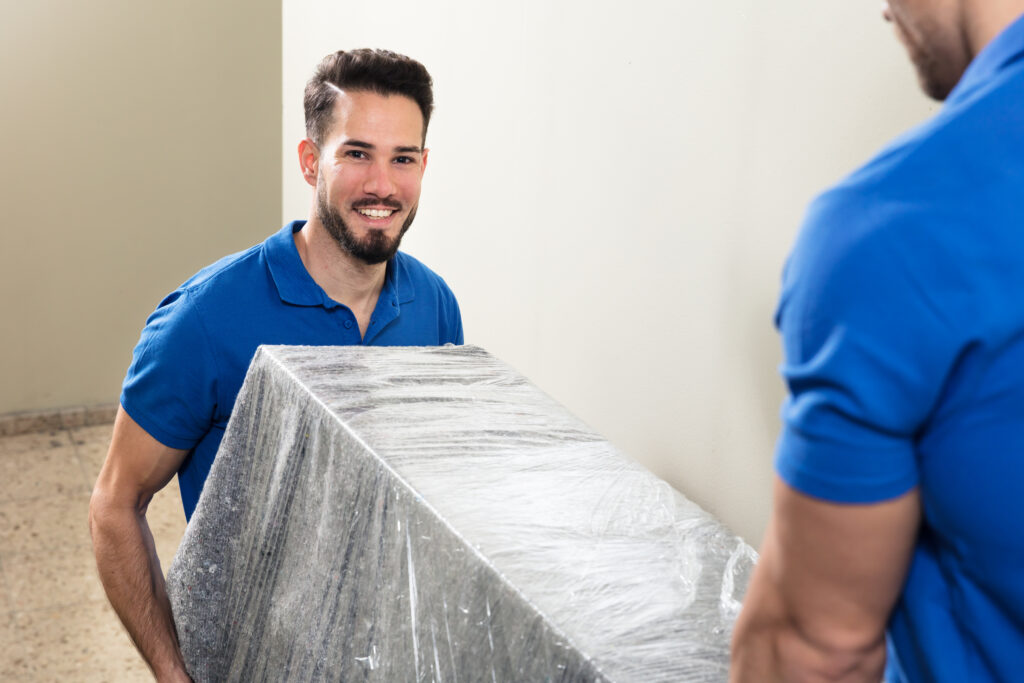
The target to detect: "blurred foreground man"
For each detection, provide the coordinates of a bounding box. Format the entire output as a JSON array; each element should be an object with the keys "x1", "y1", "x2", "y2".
[
  {"x1": 90, "y1": 49, "x2": 462, "y2": 681},
  {"x1": 732, "y1": 2, "x2": 1024, "y2": 681}
]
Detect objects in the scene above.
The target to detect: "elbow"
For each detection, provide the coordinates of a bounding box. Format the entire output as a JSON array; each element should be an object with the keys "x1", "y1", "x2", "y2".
[
  {"x1": 88, "y1": 482, "x2": 113, "y2": 543},
  {"x1": 88, "y1": 477, "x2": 149, "y2": 544},
  {"x1": 782, "y1": 620, "x2": 888, "y2": 681},
  {"x1": 731, "y1": 609, "x2": 887, "y2": 682}
]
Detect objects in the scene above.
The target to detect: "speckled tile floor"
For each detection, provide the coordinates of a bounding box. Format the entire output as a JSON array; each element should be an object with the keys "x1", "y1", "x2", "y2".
[{"x1": 0, "y1": 422, "x2": 187, "y2": 681}]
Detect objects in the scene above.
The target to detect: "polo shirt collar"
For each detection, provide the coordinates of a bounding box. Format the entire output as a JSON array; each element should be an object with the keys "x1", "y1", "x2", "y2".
[
  {"x1": 265, "y1": 220, "x2": 415, "y2": 308},
  {"x1": 947, "y1": 11, "x2": 1024, "y2": 104}
]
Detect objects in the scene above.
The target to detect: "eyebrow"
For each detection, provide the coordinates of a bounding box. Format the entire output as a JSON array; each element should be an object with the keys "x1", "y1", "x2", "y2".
[{"x1": 341, "y1": 139, "x2": 423, "y2": 154}]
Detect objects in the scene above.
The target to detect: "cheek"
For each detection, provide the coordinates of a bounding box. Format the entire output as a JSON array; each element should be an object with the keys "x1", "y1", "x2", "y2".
[
  {"x1": 393, "y1": 181, "x2": 421, "y2": 202},
  {"x1": 398, "y1": 173, "x2": 423, "y2": 200},
  {"x1": 888, "y1": 10, "x2": 917, "y2": 47},
  {"x1": 890, "y1": 14, "x2": 930, "y2": 65},
  {"x1": 324, "y1": 171, "x2": 360, "y2": 200}
]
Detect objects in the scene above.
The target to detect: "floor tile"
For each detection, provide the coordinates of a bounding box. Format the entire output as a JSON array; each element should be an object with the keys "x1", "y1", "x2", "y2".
[
  {"x1": 0, "y1": 429, "x2": 72, "y2": 455},
  {"x1": 0, "y1": 445, "x2": 88, "y2": 501},
  {"x1": 70, "y1": 424, "x2": 114, "y2": 486},
  {"x1": 0, "y1": 557, "x2": 13, "y2": 614},
  {"x1": 75, "y1": 442, "x2": 108, "y2": 488},
  {"x1": 0, "y1": 613, "x2": 19, "y2": 674},
  {"x1": 5, "y1": 546, "x2": 106, "y2": 612},
  {"x1": 0, "y1": 491, "x2": 92, "y2": 554},
  {"x1": 0, "y1": 421, "x2": 189, "y2": 682},
  {"x1": 2, "y1": 600, "x2": 151, "y2": 681}
]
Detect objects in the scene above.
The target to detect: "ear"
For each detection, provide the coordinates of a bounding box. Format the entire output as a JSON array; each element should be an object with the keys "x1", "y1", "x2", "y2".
[
  {"x1": 298, "y1": 138, "x2": 320, "y2": 188},
  {"x1": 421, "y1": 148, "x2": 429, "y2": 174}
]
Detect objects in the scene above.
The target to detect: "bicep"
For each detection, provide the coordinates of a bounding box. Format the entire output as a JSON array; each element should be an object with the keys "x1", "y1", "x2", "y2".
[
  {"x1": 121, "y1": 289, "x2": 221, "y2": 449},
  {"x1": 760, "y1": 476, "x2": 920, "y2": 653},
  {"x1": 94, "y1": 405, "x2": 189, "y2": 512}
]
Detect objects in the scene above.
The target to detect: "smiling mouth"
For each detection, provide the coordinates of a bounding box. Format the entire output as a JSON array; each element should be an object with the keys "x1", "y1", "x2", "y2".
[{"x1": 356, "y1": 207, "x2": 396, "y2": 219}]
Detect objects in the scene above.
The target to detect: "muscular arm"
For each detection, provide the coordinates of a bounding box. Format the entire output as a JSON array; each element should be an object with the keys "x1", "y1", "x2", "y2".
[
  {"x1": 89, "y1": 406, "x2": 192, "y2": 682},
  {"x1": 730, "y1": 476, "x2": 920, "y2": 682}
]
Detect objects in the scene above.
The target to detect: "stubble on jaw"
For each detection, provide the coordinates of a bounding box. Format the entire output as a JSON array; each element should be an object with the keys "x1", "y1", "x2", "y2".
[
  {"x1": 886, "y1": 2, "x2": 971, "y2": 100},
  {"x1": 906, "y1": 38, "x2": 953, "y2": 99},
  {"x1": 315, "y1": 179, "x2": 417, "y2": 265}
]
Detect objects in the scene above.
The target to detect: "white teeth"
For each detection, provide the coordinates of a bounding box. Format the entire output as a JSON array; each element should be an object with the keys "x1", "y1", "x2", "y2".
[{"x1": 357, "y1": 208, "x2": 394, "y2": 218}]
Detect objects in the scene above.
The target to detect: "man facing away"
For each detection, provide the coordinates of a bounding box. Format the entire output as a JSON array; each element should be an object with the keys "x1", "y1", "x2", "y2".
[
  {"x1": 732, "y1": 1, "x2": 1024, "y2": 681},
  {"x1": 89, "y1": 49, "x2": 463, "y2": 681}
]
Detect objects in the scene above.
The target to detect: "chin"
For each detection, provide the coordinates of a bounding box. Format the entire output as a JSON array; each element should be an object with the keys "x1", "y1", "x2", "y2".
[{"x1": 917, "y1": 65, "x2": 960, "y2": 101}]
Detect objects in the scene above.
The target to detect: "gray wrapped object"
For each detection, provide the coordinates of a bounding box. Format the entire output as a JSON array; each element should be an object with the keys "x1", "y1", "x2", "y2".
[{"x1": 166, "y1": 345, "x2": 756, "y2": 682}]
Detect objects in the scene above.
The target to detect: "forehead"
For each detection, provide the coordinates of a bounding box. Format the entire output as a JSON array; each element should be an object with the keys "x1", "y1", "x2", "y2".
[{"x1": 324, "y1": 90, "x2": 425, "y2": 146}]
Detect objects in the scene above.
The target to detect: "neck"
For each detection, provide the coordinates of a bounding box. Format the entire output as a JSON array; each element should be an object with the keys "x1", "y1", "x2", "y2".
[{"x1": 294, "y1": 217, "x2": 388, "y2": 320}]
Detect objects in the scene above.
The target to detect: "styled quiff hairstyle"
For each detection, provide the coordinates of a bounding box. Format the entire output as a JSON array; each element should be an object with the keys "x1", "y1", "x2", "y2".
[{"x1": 304, "y1": 49, "x2": 434, "y2": 147}]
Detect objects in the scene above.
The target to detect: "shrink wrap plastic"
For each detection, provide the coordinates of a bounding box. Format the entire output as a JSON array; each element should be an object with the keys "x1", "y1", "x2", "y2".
[{"x1": 167, "y1": 345, "x2": 755, "y2": 681}]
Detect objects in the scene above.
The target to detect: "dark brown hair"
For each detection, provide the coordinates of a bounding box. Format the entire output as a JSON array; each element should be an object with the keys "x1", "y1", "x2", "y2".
[{"x1": 304, "y1": 49, "x2": 434, "y2": 146}]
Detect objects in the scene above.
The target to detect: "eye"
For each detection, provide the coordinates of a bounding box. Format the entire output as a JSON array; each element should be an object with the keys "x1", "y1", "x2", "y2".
[
  {"x1": 345, "y1": 150, "x2": 368, "y2": 160},
  {"x1": 394, "y1": 156, "x2": 415, "y2": 165}
]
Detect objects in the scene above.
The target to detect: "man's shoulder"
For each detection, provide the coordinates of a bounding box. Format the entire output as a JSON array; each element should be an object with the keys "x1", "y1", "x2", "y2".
[
  {"x1": 393, "y1": 251, "x2": 457, "y2": 298},
  {"x1": 149, "y1": 228, "x2": 286, "y2": 327},
  {"x1": 804, "y1": 73, "x2": 1024, "y2": 258},
  {"x1": 390, "y1": 251, "x2": 463, "y2": 342},
  {"x1": 784, "y1": 71, "x2": 1024, "y2": 333},
  {"x1": 178, "y1": 240, "x2": 269, "y2": 297},
  {"x1": 833, "y1": 64, "x2": 1024, "y2": 208}
]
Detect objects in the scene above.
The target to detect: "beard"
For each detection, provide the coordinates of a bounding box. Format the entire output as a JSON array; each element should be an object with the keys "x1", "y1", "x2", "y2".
[
  {"x1": 887, "y1": 7, "x2": 964, "y2": 101},
  {"x1": 900, "y1": 29, "x2": 957, "y2": 100},
  {"x1": 316, "y1": 181, "x2": 417, "y2": 265}
]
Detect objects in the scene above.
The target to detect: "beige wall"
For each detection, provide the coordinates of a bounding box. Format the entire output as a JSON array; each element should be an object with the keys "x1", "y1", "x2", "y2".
[
  {"x1": 0, "y1": 1, "x2": 281, "y2": 413},
  {"x1": 283, "y1": 1, "x2": 938, "y2": 545}
]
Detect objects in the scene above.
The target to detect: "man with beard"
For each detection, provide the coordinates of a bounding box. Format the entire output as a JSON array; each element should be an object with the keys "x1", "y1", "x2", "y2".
[
  {"x1": 90, "y1": 49, "x2": 462, "y2": 681},
  {"x1": 731, "y1": 1, "x2": 1024, "y2": 681}
]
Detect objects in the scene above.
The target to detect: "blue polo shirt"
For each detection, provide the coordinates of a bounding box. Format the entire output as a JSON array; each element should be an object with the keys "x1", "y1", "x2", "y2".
[
  {"x1": 122, "y1": 221, "x2": 463, "y2": 519},
  {"x1": 774, "y1": 14, "x2": 1024, "y2": 681}
]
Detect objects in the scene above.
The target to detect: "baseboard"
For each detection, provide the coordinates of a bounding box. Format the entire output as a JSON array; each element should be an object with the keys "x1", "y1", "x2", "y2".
[{"x1": 0, "y1": 403, "x2": 118, "y2": 437}]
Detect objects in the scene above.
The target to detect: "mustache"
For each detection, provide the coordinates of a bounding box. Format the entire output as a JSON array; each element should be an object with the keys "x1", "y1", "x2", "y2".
[{"x1": 352, "y1": 198, "x2": 402, "y2": 211}]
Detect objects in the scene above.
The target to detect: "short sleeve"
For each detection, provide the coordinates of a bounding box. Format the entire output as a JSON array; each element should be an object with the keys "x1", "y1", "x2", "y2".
[
  {"x1": 120, "y1": 289, "x2": 220, "y2": 450},
  {"x1": 774, "y1": 191, "x2": 963, "y2": 503}
]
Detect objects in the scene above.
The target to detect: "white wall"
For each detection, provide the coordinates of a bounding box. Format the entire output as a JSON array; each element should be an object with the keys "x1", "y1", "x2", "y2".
[{"x1": 283, "y1": 1, "x2": 937, "y2": 545}]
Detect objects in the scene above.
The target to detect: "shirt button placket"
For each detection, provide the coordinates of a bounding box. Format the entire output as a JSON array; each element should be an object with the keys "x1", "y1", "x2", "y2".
[{"x1": 342, "y1": 316, "x2": 357, "y2": 342}]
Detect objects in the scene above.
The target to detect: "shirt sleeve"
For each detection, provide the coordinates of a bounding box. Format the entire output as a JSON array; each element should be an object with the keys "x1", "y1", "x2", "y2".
[
  {"x1": 120, "y1": 288, "x2": 220, "y2": 450},
  {"x1": 774, "y1": 190, "x2": 963, "y2": 503}
]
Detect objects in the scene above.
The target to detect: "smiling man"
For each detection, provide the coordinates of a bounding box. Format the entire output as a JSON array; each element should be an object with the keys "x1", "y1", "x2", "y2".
[
  {"x1": 731, "y1": 1, "x2": 1024, "y2": 681},
  {"x1": 89, "y1": 49, "x2": 462, "y2": 681}
]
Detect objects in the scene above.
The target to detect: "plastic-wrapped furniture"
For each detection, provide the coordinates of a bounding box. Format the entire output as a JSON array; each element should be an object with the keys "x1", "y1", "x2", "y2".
[{"x1": 166, "y1": 345, "x2": 755, "y2": 682}]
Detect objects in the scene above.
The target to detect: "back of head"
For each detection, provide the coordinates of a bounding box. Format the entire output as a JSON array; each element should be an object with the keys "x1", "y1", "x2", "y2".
[{"x1": 304, "y1": 48, "x2": 434, "y2": 147}]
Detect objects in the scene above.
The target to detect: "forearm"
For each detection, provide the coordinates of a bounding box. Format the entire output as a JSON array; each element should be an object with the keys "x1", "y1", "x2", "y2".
[{"x1": 89, "y1": 492, "x2": 191, "y2": 682}]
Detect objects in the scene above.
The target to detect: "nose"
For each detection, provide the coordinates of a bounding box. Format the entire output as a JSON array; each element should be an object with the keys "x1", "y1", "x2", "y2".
[
  {"x1": 362, "y1": 159, "x2": 397, "y2": 198},
  {"x1": 881, "y1": 1, "x2": 892, "y2": 22}
]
